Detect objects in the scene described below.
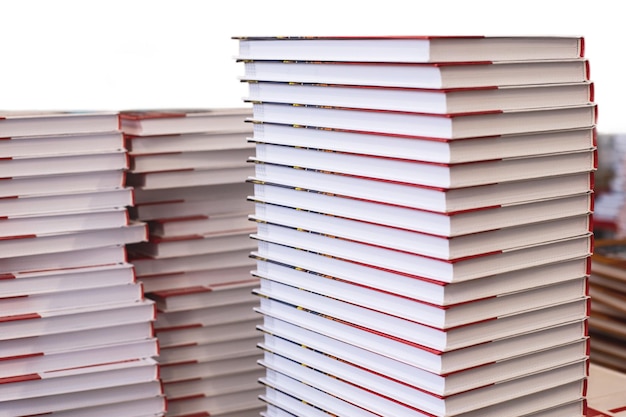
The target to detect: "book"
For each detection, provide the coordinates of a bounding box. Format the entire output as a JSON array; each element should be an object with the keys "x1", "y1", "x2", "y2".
[
  {"x1": 590, "y1": 273, "x2": 626, "y2": 296},
  {"x1": 0, "y1": 111, "x2": 119, "y2": 137},
  {"x1": 0, "y1": 169, "x2": 126, "y2": 198},
  {"x1": 125, "y1": 130, "x2": 252, "y2": 154},
  {"x1": 252, "y1": 223, "x2": 592, "y2": 283},
  {"x1": 251, "y1": 121, "x2": 597, "y2": 164},
  {"x1": 132, "y1": 181, "x2": 252, "y2": 204},
  {"x1": 251, "y1": 142, "x2": 596, "y2": 188},
  {"x1": 253, "y1": 247, "x2": 589, "y2": 306},
  {"x1": 250, "y1": 181, "x2": 593, "y2": 237},
  {"x1": 129, "y1": 229, "x2": 255, "y2": 259},
  {"x1": 0, "y1": 262, "x2": 136, "y2": 298},
  {"x1": 244, "y1": 80, "x2": 594, "y2": 114},
  {"x1": 130, "y1": 197, "x2": 254, "y2": 222},
  {"x1": 239, "y1": 58, "x2": 591, "y2": 89},
  {"x1": 0, "y1": 244, "x2": 128, "y2": 274},
  {"x1": 250, "y1": 101, "x2": 597, "y2": 139},
  {"x1": 250, "y1": 202, "x2": 591, "y2": 260},
  {"x1": 148, "y1": 211, "x2": 252, "y2": 238},
  {"x1": 154, "y1": 317, "x2": 262, "y2": 349},
  {"x1": 0, "y1": 150, "x2": 128, "y2": 177},
  {"x1": 234, "y1": 36, "x2": 585, "y2": 63},
  {"x1": 254, "y1": 282, "x2": 589, "y2": 352},
  {"x1": 0, "y1": 207, "x2": 130, "y2": 238},
  {"x1": 251, "y1": 163, "x2": 594, "y2": 213},
  {"x1": 591, "y1": 239, "x2": 626, "y2": 282},
  {"x1": 0, "y1": 131, "x2": 124, "y2": 158},
  {"x1": 131, "y1": 248, "x2": 254, "y2": 277},
  {"x1": 0, "y1": 282, "x2": 144, "y2": 316},
  {"x1": 0, "y1": 222, "x2": 147, "y2": 259},
  {"x1": 119, "y1": 108, "x2": 251, "y2": 136},
  {"x1": 0, "y1": 187, "x2": 134, "y2": 217},
  {"x1": 154, "y1": 299, "x2": 260, "y2": 329},
  {"x1": 129, "y1": 181, "x2": 253, "y2": 220},
  {"x1": 148, "y1": 278, "x2": 260, "y2": 312},
  {"x1": 159, "y1": 351, "x2": 261, "y2": 383},
  {"x1": 128, "y1": 147, "x2": 251, "y2": 173},
  {"x1": 126, "y1": 165, "x2": 254, "y2": 190},
  {"x1": 157, "y1": 335, "x2": 262, "y2": 365},
  {"x1": 140, "y1": 264, "x2": 254, "y2": 293}
]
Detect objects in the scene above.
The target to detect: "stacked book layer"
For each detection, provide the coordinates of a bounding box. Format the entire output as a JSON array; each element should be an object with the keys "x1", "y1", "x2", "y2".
[
  {"x1": 236, "y1": 35, "x2": 597, "y2": 417},
  {"x1": 0, "y1": 111, "x2": 163, "y2": 416},
  {"x1": 121, "y1": 109, "x2": 265, "y2": 417}
]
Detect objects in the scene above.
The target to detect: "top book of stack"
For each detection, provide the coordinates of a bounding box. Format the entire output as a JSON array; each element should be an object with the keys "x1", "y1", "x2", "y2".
[
  {"x1": 234, "y1": 35, "x2": 584, "y2": 63},
  {"x1": 0, "y1": 111, "x2": 119, "y2": 137},
  {"x1": 120, "y1": 108, "x2": 252, "y2": 136}
]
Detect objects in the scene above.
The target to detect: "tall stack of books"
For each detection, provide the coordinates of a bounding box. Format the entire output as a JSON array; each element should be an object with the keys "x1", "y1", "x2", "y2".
[
  {"x1": 121, "y1": 109, "x2": 265, "y2": 417},
  {"x1": 236, "y1": 36, "x2": 597, "y2": 416},
  {"x1": 0, "y1": 111, "x2": 163, "y2": 416}
]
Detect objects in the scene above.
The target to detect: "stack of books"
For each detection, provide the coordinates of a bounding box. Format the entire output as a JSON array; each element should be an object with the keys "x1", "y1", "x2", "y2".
[
  {"x1": 121, "y1": 109, "x2": 265, "y2": 417},
  {"x1": 236, "y1": 35, "x2": 597, "y2": 416},
  {"x1": 589, "y1": 239, "x2": 626, "y2": 373},
  {"x1": 0, "y1": 111, "x2": 163, "y2": 416}
]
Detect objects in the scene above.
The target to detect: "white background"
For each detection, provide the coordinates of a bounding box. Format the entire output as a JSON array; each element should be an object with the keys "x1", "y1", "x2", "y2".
[{"x1": 1, "y1": 0, "x2": 622, "y2": 133}]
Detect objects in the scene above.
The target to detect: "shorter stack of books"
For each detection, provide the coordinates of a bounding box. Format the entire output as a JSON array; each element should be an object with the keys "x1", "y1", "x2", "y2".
[
  {"x1": 121, "y1": 108, "x2": 264, "y2": 417},
  {"x1": 0, "y1": 111, "x2": 162, "y2": 416}
]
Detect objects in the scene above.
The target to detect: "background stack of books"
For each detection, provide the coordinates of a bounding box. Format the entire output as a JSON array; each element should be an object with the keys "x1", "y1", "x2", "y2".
[
  {"x1": 236, "y1": 36, "x2": 597, "y2": 416},
  {"x1": 592, "y1": 133, "x2": 626, "y2": 238},
  {"x1": 121, "y1": 109, "x2": 265, "y2": 417},
  {"x1": 589, "y1": 239, "x2": 626, "y2": 373},
  {"x1": 0, "y1": 111, "x2": 163, "y2": 416},
  {"x1": 587, "y1": 363, "x2": 626, "y2": 416}
]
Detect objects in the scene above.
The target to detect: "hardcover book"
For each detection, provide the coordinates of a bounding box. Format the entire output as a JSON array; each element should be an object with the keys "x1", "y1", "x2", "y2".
[
  {"x1": 240, "y1": 58, "x2": 590, "y2": 89},
  {"x1": 235, "y1": 36, "x2": 585, "y2": 63}
]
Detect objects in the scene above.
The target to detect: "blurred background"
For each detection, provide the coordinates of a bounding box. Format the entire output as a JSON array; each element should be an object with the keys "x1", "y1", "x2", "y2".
[{"x1": 0, "y1": 0, "x2": 623, "y2": 132}]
